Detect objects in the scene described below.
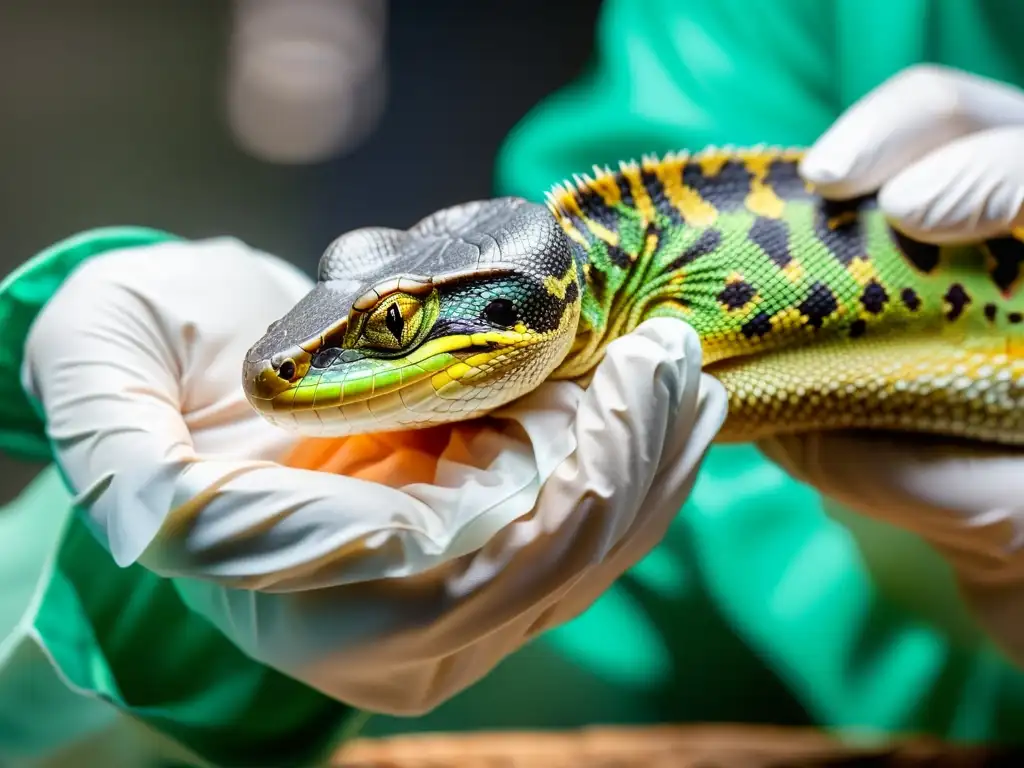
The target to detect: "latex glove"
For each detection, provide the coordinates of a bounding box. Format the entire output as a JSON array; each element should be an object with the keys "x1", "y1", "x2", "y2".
[
  {"x1": 21, "y1": 234, "x2": 725, "y2": 715},
  {"x1": 760, "y1": 64, "x2": 1024, "y2": 662}
]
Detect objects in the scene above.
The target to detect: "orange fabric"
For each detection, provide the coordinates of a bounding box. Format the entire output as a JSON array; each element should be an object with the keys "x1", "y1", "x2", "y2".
[{"x1": 279, "y1": 426, "x2": 462, "y2": 486}]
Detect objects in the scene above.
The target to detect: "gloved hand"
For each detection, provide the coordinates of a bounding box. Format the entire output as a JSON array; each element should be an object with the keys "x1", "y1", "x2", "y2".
[
  {"x1": 20, "y1": 231, "x2": 726, "y2": 715},
  {"x1": 760, "y1": 64, "x2": 1024, "y2": 663}
]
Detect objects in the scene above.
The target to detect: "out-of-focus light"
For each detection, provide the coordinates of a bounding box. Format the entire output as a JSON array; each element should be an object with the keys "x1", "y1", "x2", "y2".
[{"x1": 226, "y1": 0, "x2": 387, "y2": 165}]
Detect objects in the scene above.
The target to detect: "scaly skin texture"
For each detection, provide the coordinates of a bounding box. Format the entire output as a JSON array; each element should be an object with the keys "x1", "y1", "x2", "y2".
[
  {"x1": 547, "y1": 147, "x2": 1024, "y2": 444},
  {"x1": 243, "y1": 147, "x2": 1024, "y2": 446}
]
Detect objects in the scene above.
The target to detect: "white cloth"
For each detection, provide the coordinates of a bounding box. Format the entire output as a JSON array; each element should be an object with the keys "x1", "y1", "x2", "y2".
[
  {"x1": 21, "y1": 236, "x2": 726, "y2": 714},
  {"x1": 762, "y1": 64, "x2": 1024, "y2": 664}
]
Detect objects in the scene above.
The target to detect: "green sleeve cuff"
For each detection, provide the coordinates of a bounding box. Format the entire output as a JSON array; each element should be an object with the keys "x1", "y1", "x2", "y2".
[
  {"x1": 0, "y1": 227, "x2": 180, "y2": 461},
  {"x1": 0, "y1": 228, "x2": 369, "y2": 764}
]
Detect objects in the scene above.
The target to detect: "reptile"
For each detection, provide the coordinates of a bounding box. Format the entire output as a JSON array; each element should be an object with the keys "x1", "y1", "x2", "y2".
[{"x1": 242, "y1": 146, "x2": 1024, "y2": 446}]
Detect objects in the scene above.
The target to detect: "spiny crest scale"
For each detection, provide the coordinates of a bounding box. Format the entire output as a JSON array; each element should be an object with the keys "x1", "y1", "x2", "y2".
[{"x1": 544, "y1": 144, "x2": 807, "y2": 224}]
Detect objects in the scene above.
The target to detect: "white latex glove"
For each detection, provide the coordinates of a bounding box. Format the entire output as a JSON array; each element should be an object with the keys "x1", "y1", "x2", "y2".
[
  {"x1": 760, "y1": 64, "x2": 1024, "y2": 663},
  {"x1": 21, "y1": 236, "x2": 725, "y2": 715}
]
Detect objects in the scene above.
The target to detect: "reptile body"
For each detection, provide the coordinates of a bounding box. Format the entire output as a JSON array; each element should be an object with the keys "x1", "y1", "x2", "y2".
[{"x1": 243, "y1": 147, "x2": 1024, "y2": 446}]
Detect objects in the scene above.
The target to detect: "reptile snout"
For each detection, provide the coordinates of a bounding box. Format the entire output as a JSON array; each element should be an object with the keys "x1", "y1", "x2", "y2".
[{"x1": 242, "y1": 355, "x2": 301, "y2": 402}]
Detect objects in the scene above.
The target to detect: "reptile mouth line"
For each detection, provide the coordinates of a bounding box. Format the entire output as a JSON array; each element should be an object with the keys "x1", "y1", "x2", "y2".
[
  {"x1": 247, "y1": 339, "x2": 510, "y2": 415},
  {"x1": 252, "y1": 363, "x2": 440, "y2": 413}
]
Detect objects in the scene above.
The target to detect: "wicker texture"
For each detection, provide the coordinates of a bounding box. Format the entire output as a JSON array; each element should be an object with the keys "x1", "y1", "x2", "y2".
[{"x1": 335, "y1": 724, "x2": 1018, "y2": 767}]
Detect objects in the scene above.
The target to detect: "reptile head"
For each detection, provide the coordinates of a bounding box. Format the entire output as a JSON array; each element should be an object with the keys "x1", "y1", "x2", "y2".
[{"x1": 242, "y1": 198, "x2": 583, "y2": 436}]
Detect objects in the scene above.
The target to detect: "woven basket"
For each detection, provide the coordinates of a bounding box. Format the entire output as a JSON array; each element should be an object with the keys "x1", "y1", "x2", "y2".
[{"x1": 334, "y1": 724, "x2": 1015, "y2": 767}]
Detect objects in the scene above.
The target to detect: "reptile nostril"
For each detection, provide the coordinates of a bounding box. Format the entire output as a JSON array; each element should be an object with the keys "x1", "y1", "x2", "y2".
[{"x1": 277, "y1": 359, "x2": 296, "y2": 381}]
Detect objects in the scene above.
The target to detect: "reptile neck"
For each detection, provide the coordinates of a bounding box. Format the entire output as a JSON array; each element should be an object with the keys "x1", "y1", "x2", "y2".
[{"x1": 555, "y1": 229, "x2": 737, "y2": 379}]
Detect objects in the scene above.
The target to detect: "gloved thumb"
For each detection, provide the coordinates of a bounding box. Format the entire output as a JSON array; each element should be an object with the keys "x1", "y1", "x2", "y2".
[
  {"x1": 877, "y1": 126, "x2": 1024, "y2": 244},
  {"x1": 799, "y1": 65, "x2": 1024, "y2": 244}
]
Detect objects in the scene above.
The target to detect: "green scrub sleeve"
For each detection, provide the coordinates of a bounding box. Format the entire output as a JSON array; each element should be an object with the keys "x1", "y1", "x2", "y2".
[
  {"x1": 0, "y1": 229, "x2": 359, "y2": 767},
  {"x1": 495, "y1": 0, "x2": 838, "y2": 201},
  {"x1": 491, "y1": 0, "x2": 1024, "y2": 744},
  {"x1": 0, "y1": 228, "x2": 175, "y2": 461}
]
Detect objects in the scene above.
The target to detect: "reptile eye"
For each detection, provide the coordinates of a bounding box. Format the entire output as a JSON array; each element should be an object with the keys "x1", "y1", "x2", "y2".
[
  {"x1": 484, "y1": 298, "x2": 517, "y2": 328},
  {"x1": 385, "y1": 302, "x2": 404, "y2": 341},
  {"x1": 277, "y1": 359, "x2": 296, "y2": 381},
  {"x1": 360, "y1": 292, "x2": 427, "y2": 351}
]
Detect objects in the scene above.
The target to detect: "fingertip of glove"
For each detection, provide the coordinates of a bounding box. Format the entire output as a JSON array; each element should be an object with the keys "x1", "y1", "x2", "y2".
[
  {"x1": 585, "y1": 319, "x2": 707, "y2": 444},
  {"x1": 699, "y1": 373, "x2": 729, "y2": 419},
  {"x1": 610, "y1": 319, "x2": 701, "y2": 405},
  {"x1": 627, "y1": 317, "x2": 701, "y2": 365},
  {"x1": 798, "y1": 149, "x2": 843, "y2": 187},
  {"x1": 799, "y1": 145, "x2": 882, "y2": 202}
]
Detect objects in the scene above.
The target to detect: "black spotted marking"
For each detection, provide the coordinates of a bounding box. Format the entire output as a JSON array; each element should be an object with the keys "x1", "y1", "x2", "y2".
[
  {"x1": 665, "y1": 228, "x2": 722, "y2": 272},
  {"x1": 821, "y1": 193, "x2": 878, "y2": 218},
  {"x1": 1010, "y1": 311, "x2": 1023, "y2": 325},
  {"x1": 748, "y1": 216, "x2": 792, "y2": 268},
  {"x1": 859, "y1": 280, "x2": 889, "y2": 315},
  {"x1": 985, "y1": 236, "x2": 1024, "y2": 296},
  {"x1": 944, "y1": 283, "x2": 971, "y2": 321},
  {"x1": 797, "y1": 281, "x2": 839, "y2": 329},
  {"x1": 562, "y1": 209, "x2": 596, "y2": 245},
  {"x1": 741, "y1": 311, "x2": 773, "y2": 339},
  {"x1": 577, "y1": 192, "x2": 621, "y2": 237},
  {"x1": 606, "y1": 244, "x2": 634, "y2": 269},
  {"x1": 548, "y1": 232, "x2": 576, "y2": 277},
  {"x1": 519, "y1": 277, "x2": 567, "y2": 334},
  {"x1": 640, "y1": 168, "x2": 679, "y2": 224},
  {"x1": 813, "y1": 196, "x2": 871, "y2": 266},
  {"x1": 718, "y1": 280, "x2": 756, "y2": 311},
  {"x1": 889, "y1": 227, "x2": 940, "y2": 274},
  {"x1": 682, "y1": 159, "x2": 752, "y2": 213},
  {"x1": 901, "y1": 287, "x2": 922, "y2": 312},
  {"x1": 564, "y1": 279, "x2": 580, "y2": 305},
  {"x1": 615, "y1": 175, "x2": 634, "y2": 208},
  {"x1": 849, "y1": 319, "x2": 867, "y2": 339},
  {"x1": 984, "y1": 303, "x2": 998, "y2": 322},
  {"x1": 763, "y1": 158, "x2": 812, "y2": 200}
]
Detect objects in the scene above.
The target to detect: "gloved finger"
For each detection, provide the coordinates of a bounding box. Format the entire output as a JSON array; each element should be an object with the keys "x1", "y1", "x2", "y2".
[
  {"x1": 877, "y1": 125, "x2": 1024, "y2": 243},
  {"x1": 175, "y1": 319, "x2": 726, "y2": 714},
  {"x1": 800, "y1": 65, "x2": 1024, "y2": 200},
  {"x1": 757, "y1": 432, "x2": 1024, "y2": 584},
  {"x1": 439, "y1": 317, "x2": 725, "y2": 626},
  {"x1": 528, "y1": 351, "x2": 727, "y2": 632},
  {"x1": 20, "y1": 238, "x2": 337, "y2": 571},
  {"x1": 23, "y1": 238, "x2": 315, "y2": 476}
]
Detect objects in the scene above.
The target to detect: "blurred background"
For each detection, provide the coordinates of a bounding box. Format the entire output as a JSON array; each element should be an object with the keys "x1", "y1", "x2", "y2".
[
  {"x1": 9, "y1": 6, "x2": 1024, "y2": 766},
  {"x1": 0, "y1": 0, "x2": 599, "y2": 505}
]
